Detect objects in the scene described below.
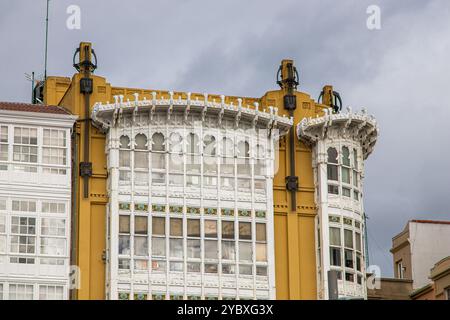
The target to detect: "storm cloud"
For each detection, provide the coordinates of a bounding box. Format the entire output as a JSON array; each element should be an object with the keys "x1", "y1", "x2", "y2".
[{"x1": 1, "y1": 0, "x2": 449, "y2": 276}]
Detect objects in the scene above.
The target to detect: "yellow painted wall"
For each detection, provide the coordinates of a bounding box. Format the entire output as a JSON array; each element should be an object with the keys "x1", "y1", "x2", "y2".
[{"x1": 43, "y1": 43, "x2": 325, "y2": 300}]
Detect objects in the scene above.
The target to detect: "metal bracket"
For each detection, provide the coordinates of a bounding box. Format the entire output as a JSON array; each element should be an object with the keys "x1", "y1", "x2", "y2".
[
  {"x1": 286, "y1": 175, "x2": 298, "y2": 192},
  {"x1": 80, "y1": 78, "x2": 93, "y2": 94},
  {"x1": 284, "y1": 94, "x2": 297, "y2": 111},
  {"x1": 79, "y1": 162, "x2": 93, "y2": 177}
]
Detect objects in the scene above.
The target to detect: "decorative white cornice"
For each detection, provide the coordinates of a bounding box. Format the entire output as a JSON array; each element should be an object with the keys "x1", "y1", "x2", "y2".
[
  {"x1": 91, "y1": 92, "x2": 293, "y2": 135},
  {"x1": 297, "y1": 107, "x2": 379, "y2": 159}
]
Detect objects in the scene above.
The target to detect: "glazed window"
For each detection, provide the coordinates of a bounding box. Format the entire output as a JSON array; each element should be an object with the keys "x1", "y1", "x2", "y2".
[
  {"x1": 39, "y1": 285, "x2": 64, "y2": 300},
  {"x1": 119, "y1": 136, "x2": 131, "y2": 184},
  {"x1": 42, "y1": 202, "x2": 65, "y2": 214},
  {"x1": 186, "y1": 133, "x2": 200, "y2": 173},
  {"x1": 41, "y1": 218, "x2": 66, "y2": 256},
  {"x1": 0, "y1": 126, "x2": 8, "y2": 164},
  {"x1": 13, "y1": 127, "x2": 37, "y2": 163},
  {"x1": 134, "y1": 134, "x2": 148, "y2": 169},
  {"x1": 341, "y1": 147, "x2": 350, "y2": 184},
  {"x1": 134, "y1": 216, "x2": 148, "y2": 256},
  {"x1": 329, "y1": 227, "x2": 342, "y2": 267},
  {"x1": 152, "y1": 217, "x2": 165, "y2": 258},
  {"x1": 221, "y1": 137, "x2": 235, "y2": 175},
  {"x1": 42, "y1": 129, "x2": 66, "y2": 165},
  {"x1": 170, "y1": 218, "x2": 183, "y2": 262},
  {"x1": 327, "y1": 147, "x2": 338, "y2": 181},
  {"x1": 237, "y1": 140, "x2": 250, "y2": 176},
  {"x1": 10, "y1": 217, "x2": 36, "y2": 254},
  {"x1": 9, "y1": 284, "x2": 33, "y2": 300},
  {"x1": 0, "y1": 215, "x2": 6, "y2": 254},
  {"x1": 187, "y1": 219, "x2": 200, "y2": 259},
  {"x1": 222, "y1": 221, "x2": 235, "y2": 260},
  {"x1": 169, "y1": 132, "x2": 183, "y2": 153},
  {"x1": 256, "y1": 223, "x2": 267, "y2": 262},
  {"x1": 118, "y1": 215, "x2": 131, "y2": 255}
]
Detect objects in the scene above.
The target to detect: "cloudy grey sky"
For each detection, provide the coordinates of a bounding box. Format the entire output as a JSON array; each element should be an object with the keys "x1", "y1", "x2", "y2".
[{"x1": 1, "y1": 0, "x2": 449, "y2": 277}]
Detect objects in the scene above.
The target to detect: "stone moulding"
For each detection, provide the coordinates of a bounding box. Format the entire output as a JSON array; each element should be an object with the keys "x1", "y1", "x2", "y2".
[
  {"x1": 91, "y1": 92, "x2": 293, "y2": 135},
  {"x1": 297, "y1": 107, "x2": 379, "y2": 159}
]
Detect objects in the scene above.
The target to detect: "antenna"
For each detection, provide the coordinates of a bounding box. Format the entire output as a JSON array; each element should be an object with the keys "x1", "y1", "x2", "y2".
[{"x1": 44, "y1": 0, "x2": 50, "y2": 80}]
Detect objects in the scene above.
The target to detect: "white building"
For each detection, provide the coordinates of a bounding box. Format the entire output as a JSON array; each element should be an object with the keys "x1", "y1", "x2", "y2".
[
  {"x1": 91, "y1": 93, "x2": 292, "y2": 300},
  {"x1": 297, "y1": 107, "x2": 378, "y2": 299},
  {"x1": 0, "y1": 102, "x2": 77, "y2": 300},
  {"x1": 392, "y1": 220, "x2": 450, "y2": 290}
]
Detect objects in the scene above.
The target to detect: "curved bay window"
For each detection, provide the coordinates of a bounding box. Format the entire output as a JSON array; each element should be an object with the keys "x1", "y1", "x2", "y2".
[
  {"x1": 119, "y1": 136, "x2": 131, "y2": 185},
  {"x1": 151, "y1": 133, "x2": 166, "y2": 185},
  {"x1": 328, "y1": 217, "x2": 364, "y2": 285}
]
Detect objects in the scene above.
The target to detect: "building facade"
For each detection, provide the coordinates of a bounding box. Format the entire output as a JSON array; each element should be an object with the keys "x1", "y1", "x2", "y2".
[
  {"x1": 0, "y1": 102, "x2": 77, "y2": 300},
  {"x1": 38, "y1": 42, "x2": 378, "y2": 300},
  {"x1": 391, "y1": 220, "x2": 450, "y2": 289},
  {"x1": 297, "y1": 106, "x2": 378, "y2": 299},
  {"x1": 92, "y1": 94, "x2": 292, "y2": 300}
]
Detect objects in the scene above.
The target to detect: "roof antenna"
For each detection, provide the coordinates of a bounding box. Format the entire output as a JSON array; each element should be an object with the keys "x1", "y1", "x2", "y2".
[{"x1": 44, "y1": 0, "x2": 50, "y2": 80}]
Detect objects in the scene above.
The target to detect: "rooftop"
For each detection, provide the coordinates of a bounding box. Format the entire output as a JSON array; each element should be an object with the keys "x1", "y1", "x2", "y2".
[{"x1": 0, "y1": 101, "x2": 71, "y2": 115}]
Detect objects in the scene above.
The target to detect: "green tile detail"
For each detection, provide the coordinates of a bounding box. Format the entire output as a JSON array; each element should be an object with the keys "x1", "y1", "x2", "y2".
[
  {"x1": 238, "y1": 209, "x2": 251, "y2": 217},
  {"x1": 205, "y1": 208, "x2": 217, "y2": 215},
  {"x1": 152, "y1": 204, "x2": 166, "y2": 213},
  {"x1": 187, "y1": 207, "x2": 201, "y2": 215},
  {"x1": 255, "y1": 210, "x2": 266, "y2": 218},
  {"x1": 134, "y1": 293, "x2": 147, "y2": 300},
  {"x1": 343, "y1": 217, "x2": 353, "y2": 226},
  {"x1": 119, "y1": 203, "x2": 131, "y2": 211},
  {"x1": 221, "y1": 208, "x2": 234, "y2": 216},
  {"x1": 134, "y1": 203, "x2": 148, "y2": 211},
  {"x1": 329, "y1": 216, "x2": 341, "y2": 223},
  {"x1": 169, "y1": 205, "x2": 183, "y2": 214},
  {"x1": 118, "y1": 292, "x2": 130, "y2": 300}
]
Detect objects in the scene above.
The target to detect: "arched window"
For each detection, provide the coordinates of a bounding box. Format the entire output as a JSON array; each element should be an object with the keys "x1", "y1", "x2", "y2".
[
  {"x1": 237, "y1": 141, "x2": 250, "y2": 158},
  {"x1": 152, "y1": 133, "x2": 165, "y2": 152},
  {"x1": 237, "y1": 140, "x2": 250, "y2": 176},
  {"x1": 187, "y1": 133, "x2": 200, "y2": 154},
  {"x1": 151, "y1": 133, "x2": 165, "y2": 170},
  {"x1": 203, "y1": 135, "x2": 217, "y2": 174},
  {"x1": 203, "y1": 135, "x2": 216, "y2": 156},
  {"x1": 220, "y1": 138, "x2": 234, "y2": 176},
  {"x1": 341, "y1": 146, "x2": 350, "y2": 185},
  {"x1": 169, "y1": 133, "x2": 183, "y2": 153},
  {"x1": 119, "y1": 135, "x2": 131, "y2": 167},
  {"x1": 134, "y1": 134, "x2": 148, "y2": 170}
]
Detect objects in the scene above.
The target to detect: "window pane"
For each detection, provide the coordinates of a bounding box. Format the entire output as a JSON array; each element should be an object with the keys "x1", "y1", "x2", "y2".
[
  {"x1": 344, "y1": 229, "x2": 353, "y2": 248},
  {"x1": 170, "y1": 238, "x2": 183, "y2": 258},
  {"x1": 205, "y1": 263, "x2": 218, "y2": 274},
  {"x1": 187, "y1": 239, "x2": 200, "y2": 258},
  {"x1": 204, "y1": 220, "x2": 217, "y2": 238},
  {"x1": 152, "y1": 217, "x2": 165, "y2": 236},
  {"x1": 187, "y1": 262, "x2": 201, "y2": 273},
  {"x1": 134, "y1": 152, "x2": 148, "y2": 169},
  {"x1": 204, "y1": 240, "x2": 218, "y2": 259},
  {"x1": 170, "y1": 218, "x2": 183, "y2": 237},
  {"x1": 329, "y1": 227, "x2": 341, "y2": 246},
  {"x1": 256, "y1": 223, "x2": 266, "y2": 242},
  {"x1": 330, "y1": 247, "x2": 341, "y2": 266},
  {"x1": 222, "y1": 221, "x2": 234, "y2": 239},
  {"x1": 134, "y1": 216, "x2": 147, "y2": 235},
  {"x1": 256, "y1": 266, "x2": 267, "y2": 276},
  {"x1": 119, "y1": 236, "x2": 130, "y2": 255},
  {"x1": 151, "y1": 237, "x2": 165, "y2": 257},
  {"x1": 134, "y1": 237, "x2": 148, "y2": 256},
  {"x1": 328, "y1": 184, "x2": 339, "y2": 195},
  {"x1": 327, "y1": 165, "x2": 338, "y2": 181},
  {"x1": 187, "y1": 219, "x2": 200, "y2": 237},
  {"x1": 341, "y1": 167, "x2": 350, "y2": 184},
  {"x1": 239, "y1": 222, "x2": 251, "y2": 240},
  {"x1": 342, "y1": 146, "x2": 350, "y2": 166},
  {"x1": 327, "y1": 147, "x2": 338, "y2": 163},
  {"x1": 239, "y1": 242, "x2": 252, "y2": 261},
  {"x1": 221, "y1": 241, "x2": 235, "y2": 260},
  {"x1": 356, "y1": 253, "x2": 362, "y2": 272},
  {"x1": 256, "y1": 243, "x2": 267, "y2": 261},
  {"x1": 345, "y1": 249, "x2": 354, "y2": 268},
  {"x1": 152, "y1": 133, "x2": 165, "y2": 151},
  {"x1": 355, "y1": 232, "x2": 362, "y2": 251},
  {"x1": 170, "y1": 262, "x2": 183, "y2": 272},
  {"x1": 222, "y1": 264, "x2": 235, "y2": 275},
  {"x1": 239, "y1": 265, "x2": 252, "y2": 275}
]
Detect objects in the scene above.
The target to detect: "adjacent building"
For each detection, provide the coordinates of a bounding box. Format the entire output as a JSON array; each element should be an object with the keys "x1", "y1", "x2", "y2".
[
  {"x1": 391, "y1": 220, "x2": 450, "y2": 289},
  {"x1": 0, "y1": 102, "x2": 77, "y2": 300}
]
